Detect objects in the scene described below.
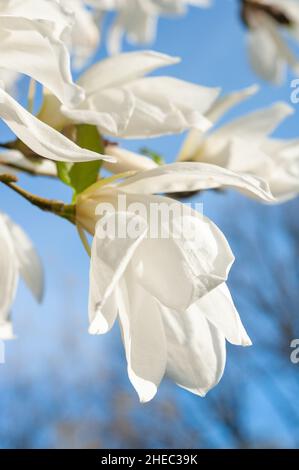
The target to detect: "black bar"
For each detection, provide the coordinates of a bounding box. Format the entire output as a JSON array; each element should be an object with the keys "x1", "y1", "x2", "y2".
[{"x1": 0, "y1": 449, "x2": 298, "y2": 466}]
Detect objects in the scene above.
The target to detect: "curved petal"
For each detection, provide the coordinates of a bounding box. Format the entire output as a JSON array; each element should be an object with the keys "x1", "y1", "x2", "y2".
[
  {"x1": 247, "y1": 27, "x2": 285, "y2": 84},
  {"x1": 261, "y1": 138, "x2": 299, "y2": 200},
  {"x1": 123, "y1": 192, "x2": 235, "y2": 311},
  {"x1": 9, "y1": 0, "x2": 100, "y2": 69},
  {"x1": 0, "y1": 149, "x2": 57, "y2": 176},
  {"x1": 118, "y1": 273, "x2": 167, "y2": 403},
  {"x1": 119, "y1": 162, "x2": 275, "y2": 202},
  {"x1": 206, "y1": 84, "x2": 260, "y2": 125},
  {"x1": 0, "y1": 87, "x2": 113, "y2": 163},
  {"x1": 198, "y1": 283, "x2": 252, "y2": 346},
  {"x1": 106, "y1": 16, "x2": 125, "y2": 56},
  {"x1": 103, "y1": 146, "x2": 158, "y2": 174},
  {"x1": 63, "y1": 0, "x2": 100, "y2": 69},
  {"x1": 0, "y1": 0, "x2": 72, "y2": 36},
  {"x1": 262, "y1": 16, "x2": 299, "y2": 76},
  {"x1": 0, "y1": 15, "x2": 83, "y2": 106},
  {"x1": 88, "y1": 211, "x2": 148, "y2": 333},
  {"x1": 0, "y1": 214, "x2": 18, "y2": 326},
  {"x1": 213, "y1": 102, "x2": 294, "y2": 143},
  {"x1": 161, "y1": 303, "x2": 226, "y2": 396},
  {"x1": 78, "y1": 50, "x2": 180, "y2": 95},
  {"x1": 3, "y1": 215, "x2": 44, "y2": 302},
  {"x1": 178, "y1": 84, "x2": 261, "y2": 163},
  {"x1": 107, "y1": 8, "x2": 158, "y2": 55},
  {"x1": 120, "y1": 76, "x2": 218, "y2": 138},
  {"x1": 89, "y1": 290, "x2": 118, "y2": 336},
  {"x1": 62, "y1": 87, "x2": 136, "y2": 136}
]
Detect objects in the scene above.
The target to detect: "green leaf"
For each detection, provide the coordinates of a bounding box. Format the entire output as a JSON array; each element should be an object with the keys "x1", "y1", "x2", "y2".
[
  {"x1": 56, "y1": 162, "x2": 73, "y2": 186},
  {"x1": 140, "y1": 147, "x2": 164, "y2": 165},
  {"x1": 68, "y1": 159, "x2": 102, "y2": 195},
  {"x1": 56, "y1": 124, "x2": 104, "y2": 198}
]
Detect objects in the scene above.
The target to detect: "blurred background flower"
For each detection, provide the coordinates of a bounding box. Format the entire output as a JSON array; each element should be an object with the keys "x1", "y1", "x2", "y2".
[{"x1": 0, "y1": 1, "x2": 299, "y2": 449}]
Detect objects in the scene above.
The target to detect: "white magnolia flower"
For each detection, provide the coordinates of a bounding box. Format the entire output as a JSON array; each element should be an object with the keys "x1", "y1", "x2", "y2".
[
  {"x1": 90, "y1": 0, "x2": 211, "y2": 55},
  {"x1": 0, "y1": 212, "x2": 43, "y2": 340},
  {"x1": 44, "y1": 50, "x2": 219, "y2": 138},
  {"x1": 0, "y1": 0, "x2": 100, "y2": 94},
  {"x1": 240, "y1": 0, "x2": 299, "y2": 83},
  {"x1": 0, "y1": 0, "x2": 85, "y2": 107},
  {"x1": 76, "y1": 163, "x2": 273, "y2": 402},
  {"x1": 178, "y1": 86, "x2": 299, "y2": 202}
]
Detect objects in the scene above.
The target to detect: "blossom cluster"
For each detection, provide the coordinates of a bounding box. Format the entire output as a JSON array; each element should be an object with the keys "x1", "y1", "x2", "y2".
[{"x1": 0, "y1": 0, "x2": 298, "y2": 402}]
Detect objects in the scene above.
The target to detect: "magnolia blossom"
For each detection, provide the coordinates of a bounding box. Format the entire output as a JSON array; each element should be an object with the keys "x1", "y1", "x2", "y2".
[
  {"x1": 240, "y1": 0, "x2": 299, "y2": 83},
  {"x1": 90, "y1": 0, "x2": 211, "y2": 55},
  {"x1": 76, "y1": 163, "x2": 273, "y2": 401},
  {"x1": 41, "y1": 50, "x2": 219, "y2": 138},
  {"x1": 178, "y1": 86, "x2": 299, "y2": 202},
  {"x1": 0, "y1": 212, "x2": 43, "y2": 340},
  {"x1": 0, "y1": 44, "x2": 219, "y2": 168},
  {"x1": 0, "y1": 0, "x2": 100, "y2": 93}
]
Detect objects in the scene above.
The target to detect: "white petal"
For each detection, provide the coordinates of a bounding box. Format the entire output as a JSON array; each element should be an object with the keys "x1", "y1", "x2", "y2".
[
  {"x1": 213, "y1": 102, "x2": 294, "y2": 143},
  {"x1": 106, "y1": 16, "x2": 124, "y2": 56},
  {"x1": 0, "y1": 320, "x2": 15, "y2": 340},
  {"x1": 247, "y1": 27, "x2": 285, "y2": 84},
  {"x1": 0, "y1": 0, "x2": 72, "y2": 36},
  {"x1": 0, "y1": 87, "x2": 113, "y2": 163},
  {"x1": 120, "y1": 162, "x2": 275, "y2": 202},
  {"x1": 88, "y1": 211, "x2": 148, "y2": 333},
  {"x1": 118, "y1": 273, "x2": 167, "y2": 403},
  {"x1": 103, "y1": 146, "x2": 158, "y2": 174},
  {"x1": 198, "y1": 284, "x2": 252, "y2": 346},
  {"x1": 3, "y1": 215, "x2": 43, "y2": 302},
  {"x1": 78, "y1": 50, "x2": 180, "y2": 95},
  {"x1": 0, "y1": 149, "x2": 57, "y2": 176},
  {"x1": 0, "y1": 214, "x2": 18, "y2": 325},
  {"x1": 124, "y1": 192, "x2": 235, "y2": 311},
  {"x1": 120, "y1": 76, "x2": 218, "y2": 137},
  {"x1": 262, "y1": 138, "x2": 299, "y2": 201},
  {"x1": 161, "y1": 302, "x2": 226, "y2": 396},
  {"x1": 62, "y1": 87, "x2": 136, "y2": 136},
  {"x1": 261, "y1": 17, "x2": 299, "y2": 77},
  {"x1": 0, "y1": 15, "x2": 83, "y2": 106},
  {"x1": 89, "y1": 291, "x2": 118, "y2": 335},
  {"x1": 62, "y1": 0, "x2": 100, "y2": 69},
  {"x1": 178, "y1": 84, "x2": 260, "y2": 163},
  {"x1": 107, "y1": 6, "x2": 158, "y2": 55},
  {"x1": 206, "y1": 84, "x2": 260, "y2": 124},
  {"x1": 0, "y1": 68, "x2": 20, "y2": 96}
]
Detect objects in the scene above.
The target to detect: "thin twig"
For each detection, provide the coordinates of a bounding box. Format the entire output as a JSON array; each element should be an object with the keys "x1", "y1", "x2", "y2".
[{"x1": 0, "y1": 173, "x2": 75, "y2": 223}]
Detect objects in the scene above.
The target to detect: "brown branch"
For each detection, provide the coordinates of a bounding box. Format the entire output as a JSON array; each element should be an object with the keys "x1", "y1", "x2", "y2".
[{"x1": 0, "y1": 173, "x2": 75, "y2": 223}]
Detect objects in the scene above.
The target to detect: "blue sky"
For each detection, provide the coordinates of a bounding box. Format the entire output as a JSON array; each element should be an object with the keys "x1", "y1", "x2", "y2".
[{"x1": 0, "y1": 1, "x2": 299, "y2": 448}]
